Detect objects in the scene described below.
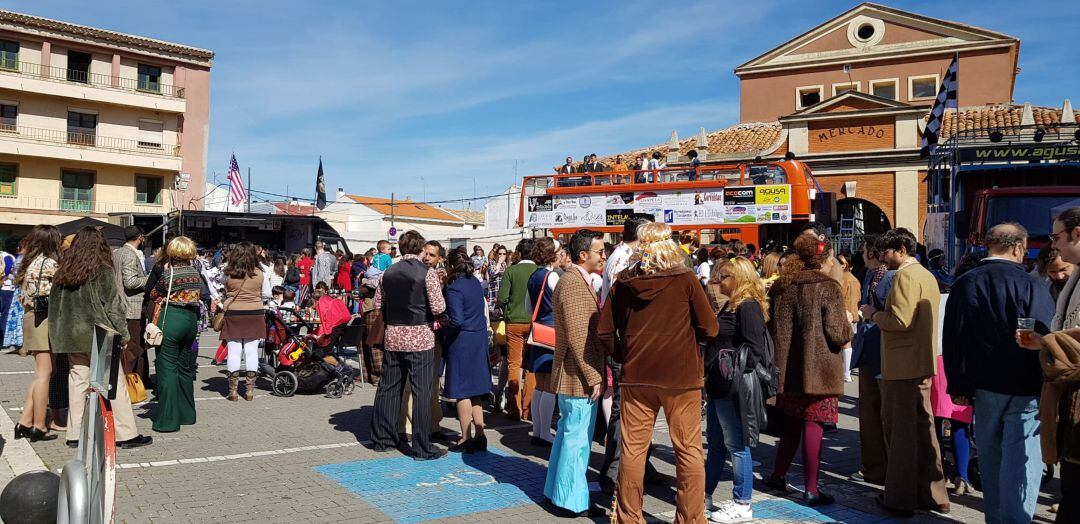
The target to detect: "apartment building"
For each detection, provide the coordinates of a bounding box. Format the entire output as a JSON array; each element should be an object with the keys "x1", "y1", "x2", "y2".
[{"x1": 0, "y1": 9, "x2": 212, "y2": 237}]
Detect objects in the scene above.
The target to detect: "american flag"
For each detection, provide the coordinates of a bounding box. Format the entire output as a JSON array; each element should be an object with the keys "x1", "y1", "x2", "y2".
[
  {"x1": 920, "y1": 53, "x2": 959, "y2": 158},
  {"x1": 227, "y1": 153, "x2": 246, "y2": 207}
]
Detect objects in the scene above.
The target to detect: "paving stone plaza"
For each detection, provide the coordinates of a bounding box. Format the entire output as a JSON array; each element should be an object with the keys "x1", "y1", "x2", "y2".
[{"x1": 0, "y1": 333, "x2": 1061, "y2": 523}]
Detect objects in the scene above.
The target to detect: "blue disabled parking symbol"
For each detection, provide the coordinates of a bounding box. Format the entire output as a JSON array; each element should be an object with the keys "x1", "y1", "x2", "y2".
[{"x1": 316, "y1": 448, "x2": 547, "y2": 523}]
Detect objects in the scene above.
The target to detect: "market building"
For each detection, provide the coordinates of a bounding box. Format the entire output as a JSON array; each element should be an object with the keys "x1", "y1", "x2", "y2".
[
  {"x1": 598, "y1": 2, "x2": 1077, "y2": 240},
  {"x1": 0, "y1": 9, "x2": 212, "y2": 238}
]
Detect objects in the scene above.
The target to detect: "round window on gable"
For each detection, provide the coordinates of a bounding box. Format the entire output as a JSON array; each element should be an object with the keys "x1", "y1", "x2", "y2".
[{"x1": 857, "y1": 23, "x2": 875, "y2": 41}]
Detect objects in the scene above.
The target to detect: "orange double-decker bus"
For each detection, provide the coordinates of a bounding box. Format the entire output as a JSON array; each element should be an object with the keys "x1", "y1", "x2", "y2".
[{"x1": 517, "y1": 160, "x2": 830, "y2": 250}]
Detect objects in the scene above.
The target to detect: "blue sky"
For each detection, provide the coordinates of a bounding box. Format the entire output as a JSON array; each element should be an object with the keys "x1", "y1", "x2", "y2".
[{"x1": 8, "y1": 0, "x2": 1080, "y2": 207}]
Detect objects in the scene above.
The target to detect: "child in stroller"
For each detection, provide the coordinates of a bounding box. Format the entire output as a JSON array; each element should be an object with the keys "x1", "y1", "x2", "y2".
[{"x1": 262, "y1": 304, "x2": 359, "y2": 398}]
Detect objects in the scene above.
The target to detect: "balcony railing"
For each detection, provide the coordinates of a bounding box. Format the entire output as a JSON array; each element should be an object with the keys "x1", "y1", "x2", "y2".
[
  {"x1": 0, "y1": 195, "x2": 168, "y2": 214},
  {"x1": 0, "y1": 60, "x2": 185, "y2": 99},
  {"x1": 0, "y1": 125, "x2": 180, "y2": 157}
]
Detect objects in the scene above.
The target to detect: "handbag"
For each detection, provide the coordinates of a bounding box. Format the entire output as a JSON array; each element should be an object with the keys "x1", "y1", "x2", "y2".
[
  {"x1": 125, "y1": 372, "x2": 147, "y2": 404},
  {"x1": 144, "y1": 268, "x2": 172, "y2": 346},
  {"x1": 31, "y1": 258, "x2": 48, "y2": 314},
  {"x1": 211, "y1": 288, "x2": 238, "y2": 332},
  {"x1": 526, "y1": 271, "x2": 556, "y2": 350}
]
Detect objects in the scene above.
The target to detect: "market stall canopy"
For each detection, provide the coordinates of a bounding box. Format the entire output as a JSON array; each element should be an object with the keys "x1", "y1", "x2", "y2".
[{"x1": 57, "y1": 217, "x2": 126, "y2": 247}]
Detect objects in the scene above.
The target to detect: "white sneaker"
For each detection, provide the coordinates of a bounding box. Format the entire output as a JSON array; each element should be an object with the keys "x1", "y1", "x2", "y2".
[
  {"x1": 705, "y1": 499, "x2": 719, "y2": 516},
  {"x1": 708, "y1": 500, "x2": 753, "y2": 523}
]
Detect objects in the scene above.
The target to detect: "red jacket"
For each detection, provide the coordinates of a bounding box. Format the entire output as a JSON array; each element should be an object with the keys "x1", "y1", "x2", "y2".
[{"x1": 297, "y1": 256, "x2": 314, "y2": 286}]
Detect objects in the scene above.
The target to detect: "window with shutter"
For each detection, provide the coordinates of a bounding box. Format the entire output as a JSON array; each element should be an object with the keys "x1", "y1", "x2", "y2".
[
  {"x1": 0, "y1": 40, "x2": 17, "y2": 71},
  {"x1": 138, "y1": 64, "x2": 161, "y2": 92},
  {"x1": 60, "y1": 171, "x2": 94, "y2": 212},
  {"x1": 138, "y1": 120, "x2": 163, "y2": 148},
  {"x1": 0, "y1": 104, "x2": 15, "y2": 132},
  {"x1": 67, "y1": 111, "x2": 96, "y2": 146},
  {"x1": 0, "y1": 164, "x2": 15, "y2": 196},
  {"x1": 135, "y1": 175, "x2": 163, "y2": 204}
]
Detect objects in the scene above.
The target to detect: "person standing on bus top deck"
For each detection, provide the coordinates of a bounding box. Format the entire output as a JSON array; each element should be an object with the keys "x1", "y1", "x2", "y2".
[
  {"x1": 648, "y1": 152, "x2": 664, "y2": 183},
  {"x1": 687, "y1": 150, "x2": 700, "y2": 182}
]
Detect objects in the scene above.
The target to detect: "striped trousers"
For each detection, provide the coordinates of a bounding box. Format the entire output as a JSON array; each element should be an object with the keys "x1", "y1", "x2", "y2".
[{"x1": 369, "y1": 348, "x2": 438, "y2": 458}]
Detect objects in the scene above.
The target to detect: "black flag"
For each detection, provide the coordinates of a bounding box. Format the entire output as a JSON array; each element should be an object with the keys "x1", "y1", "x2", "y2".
[{"x1": 315, "y1": 157, "x2": 327, "y2": 210}]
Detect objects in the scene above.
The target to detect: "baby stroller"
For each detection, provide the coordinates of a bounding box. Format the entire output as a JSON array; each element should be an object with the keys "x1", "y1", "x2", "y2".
[{"x1": 261, "y1": 308, "x2": 359, "y2": 398}]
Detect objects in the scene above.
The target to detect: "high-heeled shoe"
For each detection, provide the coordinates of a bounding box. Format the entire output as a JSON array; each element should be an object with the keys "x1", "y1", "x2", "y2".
[
  {"x1": 13, "y1": 423, "x2": 29, "y2": 439},
  {"x1": 28, "y1": 427, "x2": 57, "y2": 442},
  {"x1": 448, "y1": 439, "x2": 470, "y2": 453}
]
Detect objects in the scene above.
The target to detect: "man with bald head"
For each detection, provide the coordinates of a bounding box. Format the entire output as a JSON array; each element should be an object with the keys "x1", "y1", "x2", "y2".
[{"x1": 942, "y1": 222, "x2": 1054, "y2": 523}]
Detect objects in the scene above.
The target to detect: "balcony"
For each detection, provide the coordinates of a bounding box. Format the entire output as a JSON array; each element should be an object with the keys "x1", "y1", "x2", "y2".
[
  {"x1": 0, "y1": 195, "x2": 169, "y2": 217},
  {"x1": 0, "y1": 125, "x2": 182, "y2": 171},
  {"x1": 0, "y1": 60, "x2": 187, "y2": 113}
]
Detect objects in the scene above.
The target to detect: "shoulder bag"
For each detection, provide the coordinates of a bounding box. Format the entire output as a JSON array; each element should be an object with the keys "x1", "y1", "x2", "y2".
[
  {"x1": 211, "y1": 280, "x2": 240, "y2": 332},
  {"x1": 144, "y1": 268, "x2": 172, "y2": 346},
  {"x1": 32, "y1": 257, "x2": 49, "y2": 314},
  {"x1": 526, "y1": 271, "x2": 556, "y2": 350}
]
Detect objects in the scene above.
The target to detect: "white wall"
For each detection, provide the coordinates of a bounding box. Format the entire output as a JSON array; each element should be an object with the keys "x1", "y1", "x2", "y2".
[
  {"x1": 341, "y1": 228, "x2": 525, "y2": 254},
  {"x1": 485, "y1": 185, "x2": 520, "y2": 230}
]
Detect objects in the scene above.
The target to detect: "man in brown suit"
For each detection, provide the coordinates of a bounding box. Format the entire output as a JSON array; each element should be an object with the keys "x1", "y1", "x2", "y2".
[
  {"x1": 860, "y1": 228, "x2": 949, "y2": 516},
  {"x1": 544, "y1": 229, "x2": 607, "y2": 517}
]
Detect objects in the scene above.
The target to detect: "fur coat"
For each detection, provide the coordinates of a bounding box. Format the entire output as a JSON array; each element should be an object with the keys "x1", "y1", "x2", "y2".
[{"x1": 769, "y1": 268, "x2": 852, "y2": 396}]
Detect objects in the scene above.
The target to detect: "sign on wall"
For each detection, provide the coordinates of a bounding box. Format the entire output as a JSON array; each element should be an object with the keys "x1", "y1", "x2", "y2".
[{"x1": 524, "y1": 185, "x2": 791, "y2": 228}]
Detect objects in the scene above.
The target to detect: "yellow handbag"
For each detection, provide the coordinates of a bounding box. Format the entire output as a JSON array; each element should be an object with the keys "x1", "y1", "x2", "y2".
[
  {"x1": 492, "y1": 320, "x2": 507, "y2": 346},
  {"x1": 126, "y1": 372, "x2": 147, "y2": 404}
]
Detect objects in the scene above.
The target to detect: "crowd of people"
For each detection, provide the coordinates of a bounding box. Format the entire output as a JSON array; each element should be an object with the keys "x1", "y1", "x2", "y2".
[{"x1": 3, "y1": 207, "x2": 1080, "y2": 524}]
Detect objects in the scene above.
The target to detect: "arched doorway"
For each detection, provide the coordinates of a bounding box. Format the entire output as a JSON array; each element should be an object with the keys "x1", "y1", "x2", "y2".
[{"x1": 835, "y1": 198, "x2": 891, "y2": 254}]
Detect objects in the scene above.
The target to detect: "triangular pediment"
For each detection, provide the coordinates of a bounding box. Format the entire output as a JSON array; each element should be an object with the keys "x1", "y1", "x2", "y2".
[{"x1": 736, "y1": 2, "x2": 1016, "y2": 74}]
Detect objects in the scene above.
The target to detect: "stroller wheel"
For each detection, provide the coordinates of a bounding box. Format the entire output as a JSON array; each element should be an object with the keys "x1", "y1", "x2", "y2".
[
  {"x1": 271, "y1": 371, "x2": 298, "y2": 397},
  {"x1": 343, "y1": 376, "x2": 356, "y2": 396},
  {"x1": 325, "y1": 380, "x2": 344, "y2": 399}
]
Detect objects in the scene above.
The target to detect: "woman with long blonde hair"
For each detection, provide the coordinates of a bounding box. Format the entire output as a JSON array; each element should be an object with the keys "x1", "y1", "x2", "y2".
[
  {"x1": 598, "y1": 221, "x2": 719, "y2": 522},
  {"x1": 703, "y1": 257, "x2": 770, "y2": 521}
]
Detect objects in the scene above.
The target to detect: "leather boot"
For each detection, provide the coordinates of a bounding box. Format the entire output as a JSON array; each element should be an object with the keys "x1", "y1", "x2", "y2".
[
  {"x1": 244, "y1": 372, "x2": 257, "y2": 401},
  {"x1": 227, "y1": 372, "x2": 239, "y2": 401}
]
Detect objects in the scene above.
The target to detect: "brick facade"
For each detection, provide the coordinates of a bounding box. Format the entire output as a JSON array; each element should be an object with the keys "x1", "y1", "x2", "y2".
[
  {"x1": 815, "y1": 172, "x2": 896, "y2": 226},
  {"x1": 808, "y1": 117, "x2": 895, "y2": 153}
]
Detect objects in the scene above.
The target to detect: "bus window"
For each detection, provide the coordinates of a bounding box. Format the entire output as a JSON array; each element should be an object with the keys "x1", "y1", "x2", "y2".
[{"x1": 749, "y1": 165, "x2": 787, "y2": 185}]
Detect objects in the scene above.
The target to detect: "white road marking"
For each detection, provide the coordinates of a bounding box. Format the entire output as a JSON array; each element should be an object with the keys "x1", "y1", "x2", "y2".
[
  {"x1": 8, "y1": 393, "x2": 273, "y2": 411},
  {"x1": 118, "y1": 441, "x2": 366, "y2": 469},
  {"x1": 0, "y1": 364, "x2": 220, "y2": 376}
]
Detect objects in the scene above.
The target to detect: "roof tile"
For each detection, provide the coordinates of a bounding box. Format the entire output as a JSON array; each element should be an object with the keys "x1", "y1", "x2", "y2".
[{"x1": 345, "y1": 195, "x2": 463, "y2": 223}]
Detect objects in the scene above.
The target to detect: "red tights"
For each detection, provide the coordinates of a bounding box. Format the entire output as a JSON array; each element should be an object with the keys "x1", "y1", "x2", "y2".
[{"x1": 772, "y1": 415, "x2": 825, "y2": 494}]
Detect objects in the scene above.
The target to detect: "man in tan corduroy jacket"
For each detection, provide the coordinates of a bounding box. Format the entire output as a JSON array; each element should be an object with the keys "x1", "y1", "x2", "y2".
[{"x1": 861, "y1": 228, "x2": 949, "y2": 516}]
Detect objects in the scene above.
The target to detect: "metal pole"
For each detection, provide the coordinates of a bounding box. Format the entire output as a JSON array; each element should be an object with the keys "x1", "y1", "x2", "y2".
[
  {"x1": 390, "y1": 192, "x2": 395, "y2": 230},
  {"x1": 247, "y1": 168, "x2": 252, "y2": 214}
]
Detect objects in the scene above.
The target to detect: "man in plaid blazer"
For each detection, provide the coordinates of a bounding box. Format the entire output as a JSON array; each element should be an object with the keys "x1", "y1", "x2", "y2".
[
  {"x1": 113, "y1": 226, "x2": 148, "y2": 379},
  {"x1": 544, "y1": 229, "x2": 607, "y2": 517}
]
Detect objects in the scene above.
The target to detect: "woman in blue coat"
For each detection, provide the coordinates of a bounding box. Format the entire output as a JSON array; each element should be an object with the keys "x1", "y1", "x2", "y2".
[{"x1": 442, "y1": 247, "x2": 492, "y2": 453}]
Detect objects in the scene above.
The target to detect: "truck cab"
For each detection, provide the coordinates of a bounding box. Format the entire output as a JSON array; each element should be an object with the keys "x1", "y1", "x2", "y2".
[{"x1": 964, "y1": 186, "x2": 1080, "y2": 260}]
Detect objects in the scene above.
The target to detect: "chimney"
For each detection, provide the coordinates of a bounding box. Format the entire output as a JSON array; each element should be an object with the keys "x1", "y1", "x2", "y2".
[
  {"x1": 667, "y1": 130, "x2": 680, "y2": 164},
  {"x1": 1063, "y1": 99, "x2": 1075, "y2": 124},
  {"x1": 695, "y1": 127, "x2": 709, "y2": 162},
  {"x1": 335, "y1": 187, "x2": 345, "y2": 202}
]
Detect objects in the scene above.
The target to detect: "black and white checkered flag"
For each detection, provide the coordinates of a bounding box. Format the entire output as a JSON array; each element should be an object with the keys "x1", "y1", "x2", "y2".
[{"x1": 920, "y1": 54, "x2": 958, "y2": 158}]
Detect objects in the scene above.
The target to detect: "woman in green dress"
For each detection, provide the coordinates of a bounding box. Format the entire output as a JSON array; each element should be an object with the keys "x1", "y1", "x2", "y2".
[{"x1": 150, "y1": 236, "x2": 203, "y2": 433}]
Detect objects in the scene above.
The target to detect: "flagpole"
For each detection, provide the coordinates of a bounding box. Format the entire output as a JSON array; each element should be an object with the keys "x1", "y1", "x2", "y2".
[{"x1": 247, "y1": 167, "x2": 251, "y2": 214}]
